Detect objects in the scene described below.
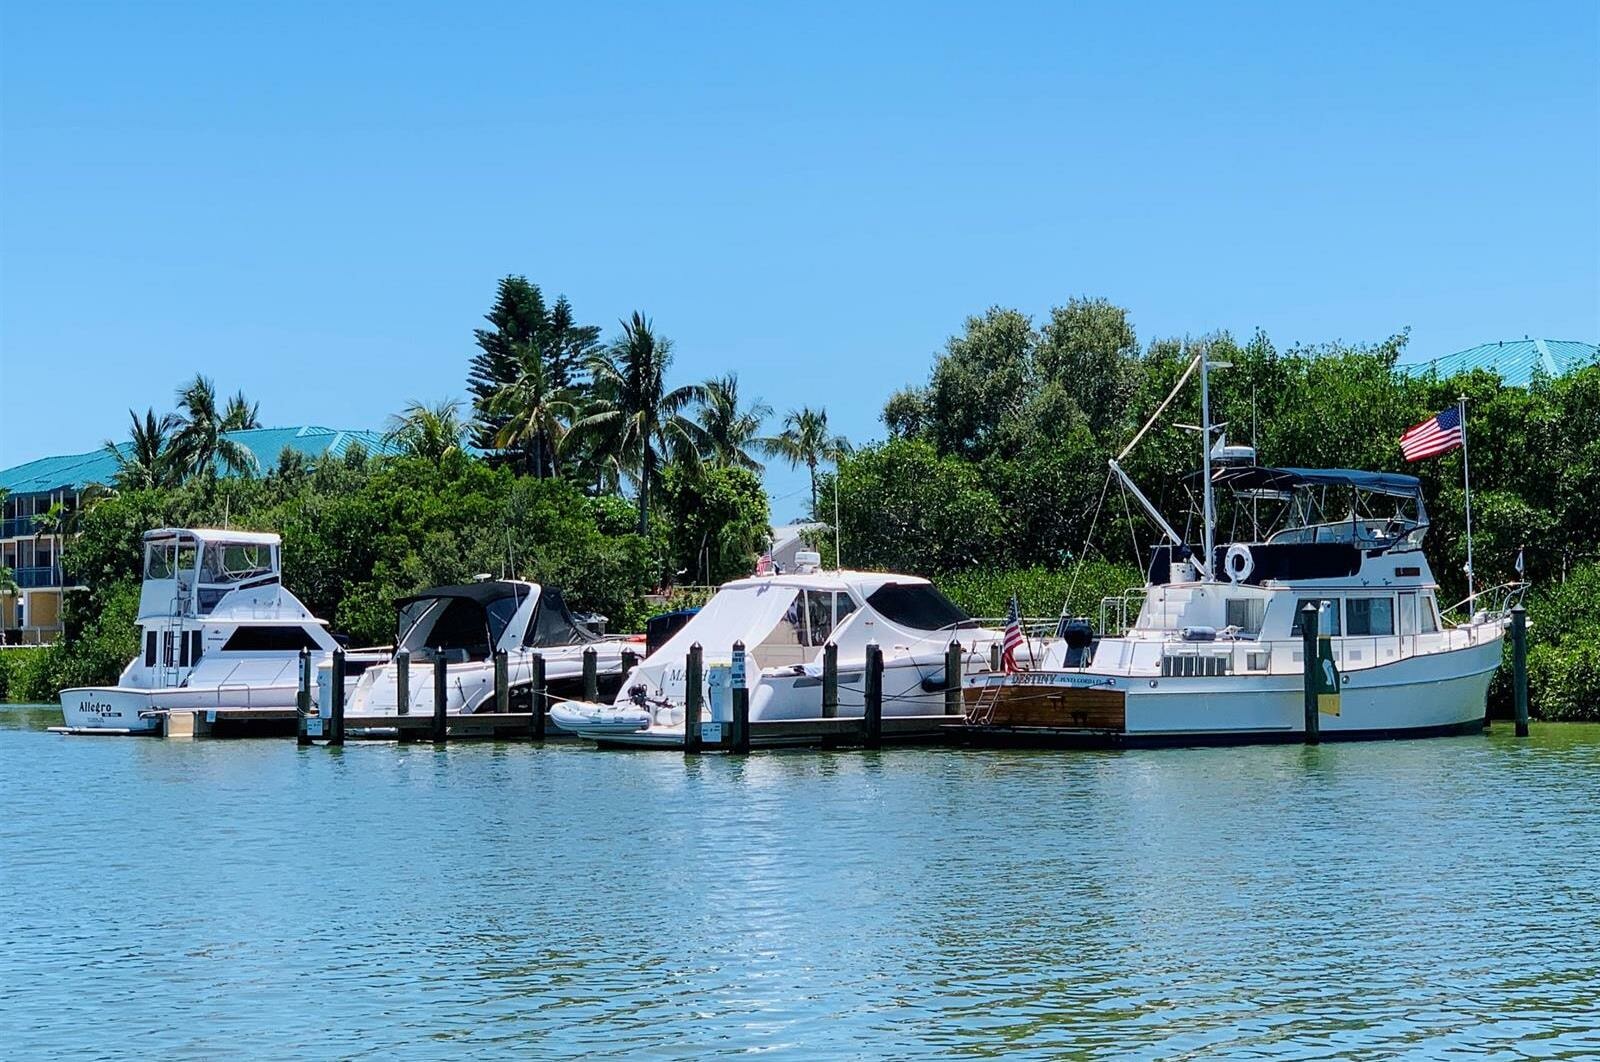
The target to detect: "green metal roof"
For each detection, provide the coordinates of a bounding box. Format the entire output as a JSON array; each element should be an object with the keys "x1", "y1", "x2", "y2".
[
  {"x1": 0, "y1": 426, "x2": 401, "y2": 496},
  {"x1": 1400, "y1": 339, "x2": 1598, "y2": 386}
]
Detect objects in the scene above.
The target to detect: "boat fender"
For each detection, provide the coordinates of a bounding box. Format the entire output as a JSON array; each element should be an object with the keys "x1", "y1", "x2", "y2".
[{"x1": 1224, "y1": 544, "x2": 1255, "y2": 583}]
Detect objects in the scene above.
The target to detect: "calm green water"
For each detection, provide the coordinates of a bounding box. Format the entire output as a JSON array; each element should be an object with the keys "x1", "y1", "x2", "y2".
[{"x1": 3, "y1": 706, "x2": 1598, "y2": 1059}]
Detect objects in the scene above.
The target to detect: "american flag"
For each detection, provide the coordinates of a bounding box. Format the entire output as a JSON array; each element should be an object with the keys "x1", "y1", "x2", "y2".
[
  {"x1": 1001, "y1": 594, "x2": 1024, "y2": 673},
  {"x1": 1400, "y1": 406, "x2": 1464, "y2": 461}
]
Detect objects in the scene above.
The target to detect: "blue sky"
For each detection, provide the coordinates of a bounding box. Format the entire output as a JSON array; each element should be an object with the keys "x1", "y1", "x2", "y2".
[{"x1": 2, "y1": 2, "x2": 1596, "y2": 519}]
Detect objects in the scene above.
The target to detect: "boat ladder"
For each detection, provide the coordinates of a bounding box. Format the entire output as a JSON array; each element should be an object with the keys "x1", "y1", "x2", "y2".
[{"x1": 965, "y1": 676, "x2": 1004, "y2": 726}]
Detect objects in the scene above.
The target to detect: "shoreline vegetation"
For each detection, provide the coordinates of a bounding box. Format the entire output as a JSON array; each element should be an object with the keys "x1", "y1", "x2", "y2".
[{"x1": 2, "y1": 280, "x2": 1596, "y2": 719}]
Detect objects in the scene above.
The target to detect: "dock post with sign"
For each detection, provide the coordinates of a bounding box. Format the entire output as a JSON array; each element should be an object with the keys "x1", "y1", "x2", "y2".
[
  {"x1": 296, "y1": 647, "x2": 315, "y2": 746},
  {"x1": 1512, "y1": 605, "x2": 1529, "y2": 737},
  {"x1": 1300, "y1": 603, "x2": 1320, "y2": 744},
  {"x1": 731, "y1": 640, "x2": 750, "y2": 754}
]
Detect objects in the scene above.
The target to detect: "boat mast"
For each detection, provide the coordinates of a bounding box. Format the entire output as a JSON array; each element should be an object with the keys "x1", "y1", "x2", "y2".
[{"x1": 1199, "y1": 347, "x2": 1216, "y2": 581}]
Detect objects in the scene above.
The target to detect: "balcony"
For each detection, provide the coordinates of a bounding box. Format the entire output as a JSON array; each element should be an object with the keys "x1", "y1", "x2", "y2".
[
  {"x1": 0, "y1": 518, "x2": 37, "y2": 539},
  {"x1": 9, "y1": 566, "x2": 63, "y2": 589}
]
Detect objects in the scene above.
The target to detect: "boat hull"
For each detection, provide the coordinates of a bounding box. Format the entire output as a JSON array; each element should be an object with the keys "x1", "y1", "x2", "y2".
[
  {"x1": 58, "y1": 682, "x2": 302, "y2": 732},
  {"x1": 963, "y1": 636, "x2": 1502, "y2": 747}
]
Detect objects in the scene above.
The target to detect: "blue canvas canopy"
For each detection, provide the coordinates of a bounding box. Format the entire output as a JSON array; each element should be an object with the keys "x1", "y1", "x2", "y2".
[{"x1": 1213, "y1": 466, "x2": 1422, "y2": 498}]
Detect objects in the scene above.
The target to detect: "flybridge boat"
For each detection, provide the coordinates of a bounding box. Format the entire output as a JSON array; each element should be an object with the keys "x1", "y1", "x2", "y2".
[
  {"x1": 335, "y1": 580, "x2": 632, "y2": 719},
  {"x1": 58, "y1": 528, "x2": 375, "y2": 734},
  {"x1": 965, "y1": 351, "x2": 1517, "y2": 746},
  {"x1": 552, "y1": 553, "x2": 1007, "y2": 746}
]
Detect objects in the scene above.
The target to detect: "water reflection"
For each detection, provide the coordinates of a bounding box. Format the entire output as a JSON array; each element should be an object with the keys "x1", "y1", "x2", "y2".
[{"x1": 3, "y1": 707, "x2": 1598, "y2": 1057}]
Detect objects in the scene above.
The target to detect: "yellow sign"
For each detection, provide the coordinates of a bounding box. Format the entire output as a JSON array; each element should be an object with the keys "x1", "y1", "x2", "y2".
[{"x1": 1316, "y1": 636, "x2": 1341, "y2": 716}]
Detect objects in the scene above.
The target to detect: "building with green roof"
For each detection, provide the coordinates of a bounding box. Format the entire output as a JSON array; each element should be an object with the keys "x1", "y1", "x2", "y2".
[
  {"x1": 1399, "y1": 338, "x2": 1598, "y2": 387},
  {"x1": 1, "y1": 425, "x2": 399, "y2": 643}
]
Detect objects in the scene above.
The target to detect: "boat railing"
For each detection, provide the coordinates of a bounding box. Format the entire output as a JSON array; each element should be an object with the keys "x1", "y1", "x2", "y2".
[
  {"x1": 1443, "y1": 580, "x2": 1529, "y2": 624},
  {"x1": 1098, "y1": 589, "x2": 1148, "y2": 636},
  {"x1": 1108, "y1": 623, "x2": 1498, "y2": 679}
]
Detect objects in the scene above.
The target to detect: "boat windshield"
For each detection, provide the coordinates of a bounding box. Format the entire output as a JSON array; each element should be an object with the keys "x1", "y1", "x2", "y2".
[
  {"x1": 199, "y1": 542, "x2": 276, "y2": 584},
  {"x1": 865, "y1": 583, "x2": 976, "y2": 631},
  {"x1": 1223, "y1": 481, "x2": 1428, "y2": 552}
]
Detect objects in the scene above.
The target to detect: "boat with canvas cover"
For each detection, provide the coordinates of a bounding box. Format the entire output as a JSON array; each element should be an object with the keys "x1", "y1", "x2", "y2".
[
  {"x1": 551, "y1": 553, "x2": 1010, "y2": 746},
  {"x1": 57, "y1": 528, "x2": 379, "y2": 734},
  {"x1": 962, "y1": 349, "x2": 1519, "y2": 746},
  {"x1": 335, "y1": 579, "x2": 633, "y2": 722}
]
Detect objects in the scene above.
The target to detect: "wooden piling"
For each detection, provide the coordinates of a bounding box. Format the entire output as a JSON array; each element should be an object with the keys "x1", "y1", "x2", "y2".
[
  {"x1": 864, "y1": 642, "x2": 883, "y2": 749},
  {"x1": 684, "y1": 642, "x2": 703, "y2": 754},
  {"x1": 1512, "y1": 605, "x2": 1529, "y2": 737},
  {"x1": 296, "y1": 647, "x2": 313, "y2": 746},
  {"x1": 395, "y1": 648, "x2": 410, "y2": 715},
  {"x1": 732, "y1": 639, "x2": 750, "y2": 754},
  {"x1": 944, "y1": 639, "x2": 962, "y2": 715},
  {"x1": 1300, "y1": 603, "x2": 1320, "y2": 745},
  {"x1": 581, "y1": 646, "x2": 598, "y2": 702},
  {"x1": 621, "y1": 647, "x2": 640, "y2": 674},
  {"x1": 530, "y1": 652, "x2": 546, "y2": 741},
  {"x1": 433, "y1": 655, "x2": 448, "y2": 745},
  {"x1": 330, "y1": 648, "x2": 346, "y2": 746},
  {"x1": 494, "y1": 649, "x2": 509, "y2": 714},
  {"x1": 821, "y1": 642, "x2": 838, "y2": 718}
]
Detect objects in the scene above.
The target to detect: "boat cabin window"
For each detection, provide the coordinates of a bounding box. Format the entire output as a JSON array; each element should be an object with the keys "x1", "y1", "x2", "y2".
[
  {"x1": 805, "y1": 591, "x2": 857, "y2": 645},
  {"x1": 221, "y1": 626, "x2": 322, "y2": 652},
  {"x1": 1346, "y1": 596, "x2": 1395, "y2": 636},
  {"x1": 484, "y1": 595, "x2": 521, "y2": 648},
  {"x1": 145, "y1": 543, "x2": 178, "y2": 580},
  {"x1": 200, "y1": 542, "x2": 274, "y2": 584},
  {"x1": 865, "y1": 583, "x2": 973, "y2": 632},
  {"x1": 420, "y1": 598, "x2": 494, "y2": 661},
  {"x1": 1421, "y1": 596, "x2": 1440, "y2": 633},
  {"x1": 1225, "y1": 598, "x2": 1265, "y2": 635},
  {"x1": 1290, "y1": 598, "x2": 1342, "y2": 637}
]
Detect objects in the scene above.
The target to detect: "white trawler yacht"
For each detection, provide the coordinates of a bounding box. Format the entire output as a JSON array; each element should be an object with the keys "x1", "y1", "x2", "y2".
[
  {"x1": 964, "y1": 352, "x2": 1516, "y2": 745},
  {"x1": 334, "y1": 579, "x2": 632, "y2": 720},
  {"x1": 59, "y1": 528, "x2": 371, "y2": 734},
  {"x1": 552, "y1": 553, "x2": 1007, "y2": 746}
]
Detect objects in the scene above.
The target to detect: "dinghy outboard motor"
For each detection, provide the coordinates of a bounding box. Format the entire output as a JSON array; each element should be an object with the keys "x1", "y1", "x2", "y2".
[{"x1": 1060, "y1": 618, "x2": 1095, "y2": 668}]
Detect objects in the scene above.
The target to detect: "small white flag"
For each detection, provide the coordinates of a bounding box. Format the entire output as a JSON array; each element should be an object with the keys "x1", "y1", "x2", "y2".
[{"x1": 1515, "y1": 545, "x2": 1525, "y2": 577}]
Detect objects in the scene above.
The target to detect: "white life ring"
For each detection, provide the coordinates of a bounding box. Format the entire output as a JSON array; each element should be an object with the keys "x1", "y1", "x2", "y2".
[{"x1": 1224, "y1": 544, "x2": 1255, "y2": 583}]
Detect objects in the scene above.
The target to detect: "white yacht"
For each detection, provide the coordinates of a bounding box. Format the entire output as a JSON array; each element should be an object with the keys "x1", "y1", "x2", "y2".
[
  {"x1": 552, "y1": 554, "x2": 1006, "y2": 746},
  {"x1": 334, "y1": 579, "x2": 633, "y2": 720},
  {"x1": 59, "y1": 528, "x2": 372, "y2": 734},
  {"x1": 964, "y1": 353, "x2": 1516, "y2": 745}
]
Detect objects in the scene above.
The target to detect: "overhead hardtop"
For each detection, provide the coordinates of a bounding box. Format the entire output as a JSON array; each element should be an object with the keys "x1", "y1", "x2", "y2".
[
  {"x1": 1212, "y1": 466, "x2": 1422, "y2": 499},
  {"x1": 142, "y1": 527, "x2": 282, "y2": 546}
]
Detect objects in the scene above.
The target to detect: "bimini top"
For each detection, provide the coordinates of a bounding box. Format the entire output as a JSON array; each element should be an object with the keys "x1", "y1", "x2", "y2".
[
  {"x1": 393, "y1": 580, "x2": 598, "y2": 653},
  {"x1": 1213, "y1": 466, "x2": 1421, "y2": 498},
  {"x1": 393, "y1": 581, "x2": 529, "y2": 609}
]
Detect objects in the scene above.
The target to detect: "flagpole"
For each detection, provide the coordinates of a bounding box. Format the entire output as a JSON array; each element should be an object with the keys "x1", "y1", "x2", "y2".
[{"x1": 1459, "y1": 394, "x2": 1475, "y2": 606}]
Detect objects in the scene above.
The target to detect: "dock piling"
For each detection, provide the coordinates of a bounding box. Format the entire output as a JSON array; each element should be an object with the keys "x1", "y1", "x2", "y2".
[
  {"x1": 684, "y1": 642, "x2": 703, "y2": 754},
  {"x1": 732, "y1": 639, "x2": 750, "y2": 754},
  {"x1": 864, "y1": 642, "x2": 883, "y2": 749},
  {"x1": 621, "y1": 647, "x2": 640, "y2": 674},
  {"x1": 583, "y1": 646, "x2": 599, "y2": 702},
  {"x1": 1300, "y1": 603, "x2": 1320, "y2": 745},
  {"x1": 330, "y1": 648, "x2": 346, "y2": 746},
  {"x1": 494, "y1": 649, "x2": 509, "y2": 714},
  {"x1": 1512, "y1": 605, "x2": 1529, "y2": 737},
  {"x1": 530, "y1": 652, "x2": 546, "y2": 741},
  {"x1": 821, "y1": 642, "x2": 838, "y2": 718},
  {"x1": 296, "y1": 647, "x2": 312, "y2": 746},
  {"x1": 432, "y1": 656, "x2": 448, "y2": 744},
  {"x1": 944, "y1": 639, "x2": 962, "y2": 715},
  {"x1": 395, "y1": 648, "x2": 410, "y2": 715}
]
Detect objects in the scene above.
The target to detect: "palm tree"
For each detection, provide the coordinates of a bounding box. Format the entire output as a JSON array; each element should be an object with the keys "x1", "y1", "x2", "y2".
[
  {"x1": 487, "y1": 340, "x2": 582, "y2": 478},
  {"x1": 573, "y1": 313, "x2": 709, "y2": 534},
  {"x1": 223, "y1": 390, "x2": 262, "y2": 430},
  {"x1": 171, "y1": 375, "x2": 258, "y2": 482},
  {"x1": 696, "y1": 374, "x2": 770, "y2": 472},
  {"x1": 761, "y1": 406, "x2": 851, "y2": 515},
  {"x1": 385, "y1": 399, "x2": 469, "y2": 468},
  {"x1": 103, "y1": 408, "x2": 181, "y2": 491}
]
